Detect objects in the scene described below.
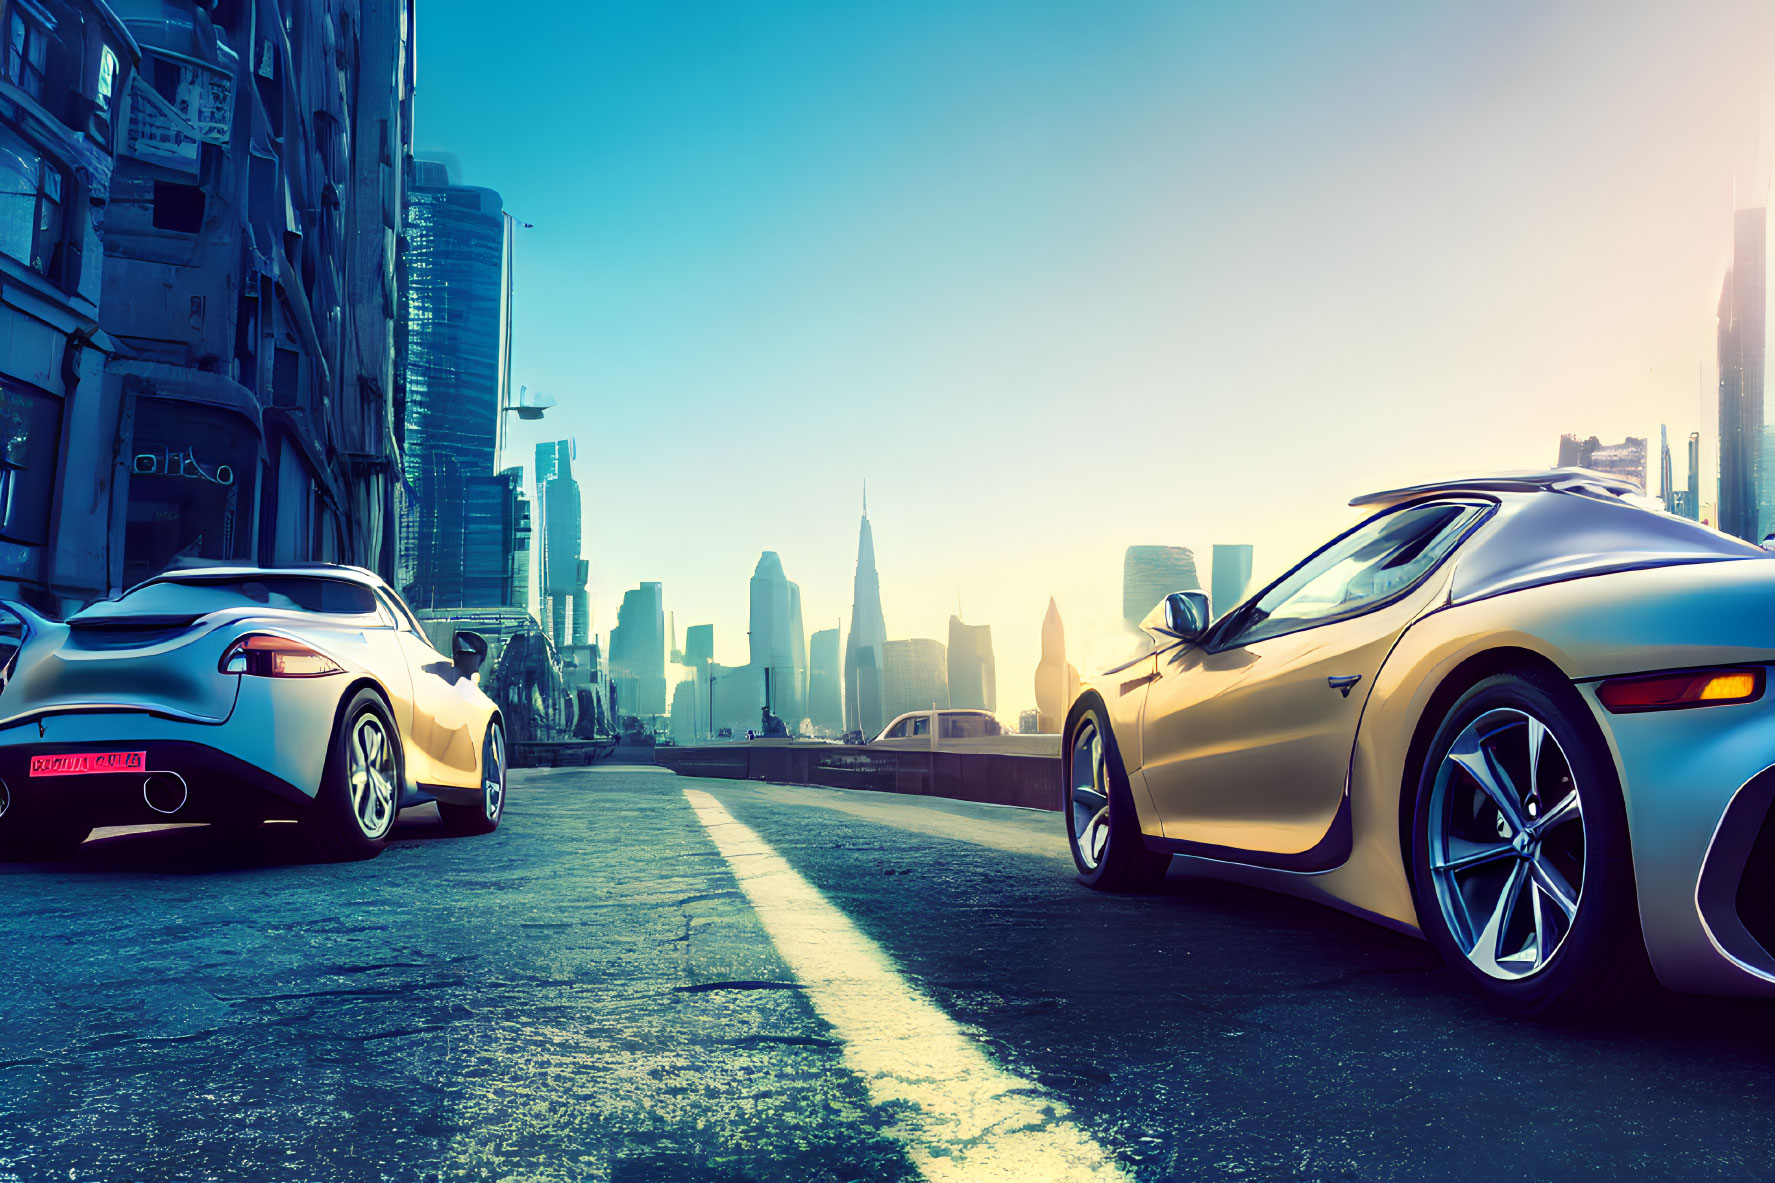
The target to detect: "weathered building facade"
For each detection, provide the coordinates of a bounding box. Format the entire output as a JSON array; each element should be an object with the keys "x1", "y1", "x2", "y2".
[
  {"x1": 0, "y1": 0, "x2": 415, "y2": 614},
  {"x1": 0, "y1": 0, "x2": 136, "y2": 611}
]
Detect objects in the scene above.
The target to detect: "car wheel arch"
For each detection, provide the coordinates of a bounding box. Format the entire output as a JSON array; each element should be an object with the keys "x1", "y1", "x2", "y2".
[
  {"x1": 1062, "y1": 691, "x2": 1113, "y2": 800},
  {"x1": 1394, "y1": 646, "x2": 1571, "y2": 880},
  {"x1": 1063, "y1": 692, "x2": 1111, "y2": 754},
  {"x1": 486, "y1": 709, "x2": 505, "y2": 763},
  {"x1": 326, "y1": 676, "x2": 405, "y2": 791}
]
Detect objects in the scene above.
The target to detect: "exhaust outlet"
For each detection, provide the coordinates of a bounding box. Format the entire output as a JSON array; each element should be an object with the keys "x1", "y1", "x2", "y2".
[{"x1": 143, "y1": 772, "x2": 188, "y2": 816}]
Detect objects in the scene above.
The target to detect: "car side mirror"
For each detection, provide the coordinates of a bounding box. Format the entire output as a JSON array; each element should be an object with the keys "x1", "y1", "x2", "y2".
[
  {"x1": 1162, "y1": 591, "x2": 1211, "y2": 641},
  {"x1": 453, "y1": 630, "x2": 489, "y2": 677}
]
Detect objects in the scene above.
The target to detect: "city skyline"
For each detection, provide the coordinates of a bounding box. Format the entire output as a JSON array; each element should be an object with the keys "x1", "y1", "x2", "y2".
[{"x1": 420, "y1": 0, "x2": 1775, "y2": 716}]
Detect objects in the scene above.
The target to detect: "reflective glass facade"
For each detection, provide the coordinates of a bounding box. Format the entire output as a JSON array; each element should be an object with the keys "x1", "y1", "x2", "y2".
[{"x1": 399, "y1": 161, "x2": 510, "y2": 607}]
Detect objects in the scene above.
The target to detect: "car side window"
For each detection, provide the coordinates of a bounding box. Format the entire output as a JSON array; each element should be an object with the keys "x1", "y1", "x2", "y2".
[
  {"x1": 883, "y1": 719, "x2": 908, "y2": 739},
  {"x1": 941, "y1": 714, "x2": 991, "y2": 739},
  {"x1": 911, "y1": 716, "x2": 930, "y2": 737},
  {"x1": 1221, "y1": 501, "x2": 1482, "y2": 648},
  {"x1": 375, "y1": 588, "x2": 425, "y2": 637}
]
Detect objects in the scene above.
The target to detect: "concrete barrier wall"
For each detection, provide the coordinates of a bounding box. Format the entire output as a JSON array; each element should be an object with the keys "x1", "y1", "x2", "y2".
[
  {"x1": 511, "y1": 740, "x2": 621, "y2": 768},
  {"x1": 655, "y1": 744, "x2": 1063, "y2": 812}
]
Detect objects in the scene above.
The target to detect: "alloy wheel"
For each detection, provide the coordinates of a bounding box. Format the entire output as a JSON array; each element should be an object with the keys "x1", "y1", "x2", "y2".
[
  {"x1": 1427, "y1": 707, "x2": 1586, "y2": 980},
  {"x1": 1069, "y1": 718, "x2": 1110, "y2": 870},
  {"x1": 348, "y1": 712, "x2": 397, "y2": 840}
]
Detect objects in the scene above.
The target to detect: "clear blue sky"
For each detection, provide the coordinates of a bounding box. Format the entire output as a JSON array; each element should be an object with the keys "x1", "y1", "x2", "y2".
[{"x1": 417, "y1": 0, "x2": 1774, "y2": 711}]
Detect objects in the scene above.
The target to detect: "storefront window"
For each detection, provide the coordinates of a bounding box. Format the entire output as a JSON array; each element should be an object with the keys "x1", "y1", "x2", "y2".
[{"x1": 124, "y1": 398, "x2": 260, "y2": 587}]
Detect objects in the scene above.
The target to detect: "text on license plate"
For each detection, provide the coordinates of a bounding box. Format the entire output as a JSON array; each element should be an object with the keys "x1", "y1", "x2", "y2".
[{"x1": 29, "y1": 751, "x2": 147, "y2": 777}]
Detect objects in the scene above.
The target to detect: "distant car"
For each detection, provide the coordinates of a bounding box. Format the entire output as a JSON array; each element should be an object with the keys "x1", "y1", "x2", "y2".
[
  {"x1": 871, "y1": 709, "x2": 1016, "y2": 749},
  {"x1": 0, "y1": 564, "x2": 506, "y2": 861},
  {"x1": 1066, "y1": 470, "x2": 1775, "y2": 1016}
]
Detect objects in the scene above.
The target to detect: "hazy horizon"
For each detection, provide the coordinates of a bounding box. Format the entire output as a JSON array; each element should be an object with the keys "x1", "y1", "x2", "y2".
[{"x1": 417, "y1": 0, "x2": 1775, "y2": 716}]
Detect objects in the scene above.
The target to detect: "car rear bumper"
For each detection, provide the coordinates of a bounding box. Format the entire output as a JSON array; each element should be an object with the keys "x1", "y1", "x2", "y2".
[
  {"x1": 0, "y1": 694, "x2": 338, "y2": 827},
  {"x1": 0, "y1": 737, "x2": 311, "y2": 826}
]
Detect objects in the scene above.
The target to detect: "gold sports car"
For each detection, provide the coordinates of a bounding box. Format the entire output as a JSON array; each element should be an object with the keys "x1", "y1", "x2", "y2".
[{"x1": 1065, "y1": 470, "x2": 1775, "y2": 1016}]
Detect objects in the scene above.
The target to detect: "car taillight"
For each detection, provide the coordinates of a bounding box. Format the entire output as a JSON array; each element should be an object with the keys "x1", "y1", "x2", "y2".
[
  {"x1": 1596, "y1": 667, "x2": 1765, "y2": 713},
  {"x1": 220, "y1": 634, "x2": 344, "y2": 678}
]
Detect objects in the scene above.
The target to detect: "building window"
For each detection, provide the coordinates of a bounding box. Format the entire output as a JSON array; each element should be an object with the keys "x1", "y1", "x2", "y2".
[
  {"x1": 5, "y1": 7, "x2": 47, "y2": 103},
  {"x1": 0, "y1": 123, "x2": 62, "y2": 276},
  {"x1": 0, "y1": 381, "x2": 62, "y2": 547},
  {"x1": 96, "y1": 45, "x2": 117, "y2": 111}
]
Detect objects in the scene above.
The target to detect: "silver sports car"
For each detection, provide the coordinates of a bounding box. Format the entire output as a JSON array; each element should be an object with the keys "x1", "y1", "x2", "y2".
[
  {"x1": 0, "y1": 564, "x2": 505, "y2": 861},
  {"x1": 1066, "y1": 470, "x2": 1775, "y2": 1016}
]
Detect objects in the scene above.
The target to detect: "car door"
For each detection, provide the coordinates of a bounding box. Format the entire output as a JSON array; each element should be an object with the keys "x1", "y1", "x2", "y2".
[
  {"x1": 1140, "y1": 500, "x2": 1489, "y2": 855},
  {"x1": 377, "y1": 590, "x2": 482, "y2": 785}
]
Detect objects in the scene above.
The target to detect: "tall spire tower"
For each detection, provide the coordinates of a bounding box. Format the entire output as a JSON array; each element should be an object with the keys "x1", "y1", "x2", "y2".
[{"x1": 843, "y1": 489, "x2": 889, "y2": 737}]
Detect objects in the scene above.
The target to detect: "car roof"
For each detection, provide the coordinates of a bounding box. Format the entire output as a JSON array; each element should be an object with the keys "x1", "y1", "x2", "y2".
[
  {"x1": 1344, "y1": 471, "x2": 1767, "y2": 603},
  {"x1": 884, "y1": 708, "x2": 992, "y2": 721},
  {"x1": 134, "y1": 563, "x2": 390, "y2": 594}
]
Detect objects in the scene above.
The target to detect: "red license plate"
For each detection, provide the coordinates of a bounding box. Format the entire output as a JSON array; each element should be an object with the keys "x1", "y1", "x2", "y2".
[{"x1": 29, "y1": 751, "x2": 147, "y2": 777}]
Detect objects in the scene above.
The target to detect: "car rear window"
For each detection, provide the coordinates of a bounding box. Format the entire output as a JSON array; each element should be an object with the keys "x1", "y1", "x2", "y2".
[{"x1": 74, "y1": 577, "x2": 378, "y2": 621}]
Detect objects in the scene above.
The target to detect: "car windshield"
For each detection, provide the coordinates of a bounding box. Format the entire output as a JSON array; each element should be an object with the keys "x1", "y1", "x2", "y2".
[{"x1": 72, "y1": 576, "x2": 379, "y2": 621}]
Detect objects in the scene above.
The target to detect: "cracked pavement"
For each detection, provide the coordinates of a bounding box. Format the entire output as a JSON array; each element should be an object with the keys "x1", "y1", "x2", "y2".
[{"x1": 2, "y1": 765, "x2": 1775, "y2": 1181}]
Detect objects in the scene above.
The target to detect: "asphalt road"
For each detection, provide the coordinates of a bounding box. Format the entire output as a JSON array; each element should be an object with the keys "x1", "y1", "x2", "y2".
[{"x1": 4, "y1": 766, "x2": 1775, "y2": 1182}]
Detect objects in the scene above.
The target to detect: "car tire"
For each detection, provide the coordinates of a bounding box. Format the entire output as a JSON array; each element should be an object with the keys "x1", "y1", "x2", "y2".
[
  {"x1": 1409, "y1": 669, "x2": 1648, "y2": 1019},
  {"x1": 1066, "y1": 702, "x2": 1170, "y2": 892},
  {"x1": 308, "y1": 688, "x2": 402, "y2": 862},
  {"x1": 439, "y1": 721, "x2": 505, "y2": 837}
]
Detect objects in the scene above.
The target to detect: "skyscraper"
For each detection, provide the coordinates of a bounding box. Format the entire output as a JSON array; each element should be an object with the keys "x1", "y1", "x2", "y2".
[
  {"x1": 807, "y1": 628, "x2": 844, "y2": 736},
  {"x1": 881, "y1": 639, "x2": 949, "y2": 720},
  {"x1": 609, "y1": 583, "x2": 666, "y2": 719},
  {"x1": 844, "y1": 499, "x2": 889, "y2": 737},
  {"x1": 1659, "y1": 425, "x2": 1674, "y2": 509},
  {"x1": 788, "y1": 583, "x2": 808, "y2": 726},
  {"x1": 683, "y1": 624, "x2": 714, "y2": 666},
  {"x1": 680, "y1": 623, "x2": 715, "y2": 740},
  {"x1": 398, "y1": 158, "x2": 514, "y2": 607},
  {"x1": 1123, "y1": 546, "x2": 1200, "y2": 629},
  {"x1": 535, "y1": 440, "x2": 589, "y2": 648},
  {"x1": 748, "y1": 552, "x2": 805, "y2": 726},
  {"x1": 461, "y1": 468, "x2": 530, "y2": 608},
  {"x1": 1211, "y1": 544, "x2": 1255, "y2": 619},
  {"x1": 669, "y1": 680, "x2": 701, "y2": 745},
  {"x1": 1034, "y1": 598, "x2": 1080, "y2": 733},
  {"x1": 1717, "y1": 207, "x2": 1766, "y2": 541},
  {"x1": 946, "y1": 617, "x2": 996, "y2": 712},
  {"x1": 1687, "y1": 431, "x2": 1702, "y2": 521}
]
